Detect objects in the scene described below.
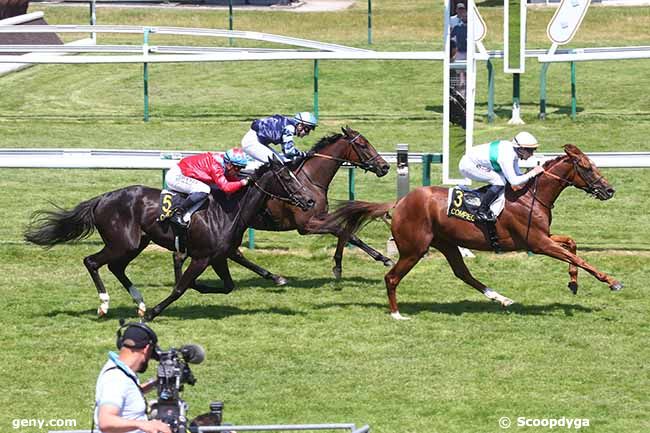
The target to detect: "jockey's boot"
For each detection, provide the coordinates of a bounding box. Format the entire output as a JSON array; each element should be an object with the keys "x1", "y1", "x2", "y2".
[
  {"x1": 476, "y1": 185, "x2": 504, "y2": 222},
  {"x1": 171, "y1": 192, "x2": 209, "y2": 229}
]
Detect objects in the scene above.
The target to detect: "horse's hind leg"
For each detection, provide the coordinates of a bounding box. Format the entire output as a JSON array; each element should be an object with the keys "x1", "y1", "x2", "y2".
[
  {"x1": 146, "y1": 257, "x2": 211, "y2": 321},
  {"x1": 349, "y1": 235, "x2": 394, "y2": 267},
  {"x1": 550, "y1": 234, "x2": 579, "y2": 294},
  {"x1": 228, "y1": 249, "x2": 287, "y2": 286},
  {"x1": 108, "y1": 237, "x2": 150, "y2": 317},
  {"x1": 84, "y1": 246, "x2": 133, "y2": 317},
  {"x1": 433, "y1": 240, "x2": 513, "y2": 307}
]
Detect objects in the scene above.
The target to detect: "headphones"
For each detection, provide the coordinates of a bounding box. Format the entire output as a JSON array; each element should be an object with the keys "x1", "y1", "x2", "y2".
[{"x1": 115, "y1": 320, "x2": 159, "y2": 359}]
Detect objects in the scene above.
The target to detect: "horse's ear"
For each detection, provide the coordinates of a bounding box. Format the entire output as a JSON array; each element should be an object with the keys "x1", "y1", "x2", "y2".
[
  {"x1": 341, "y1": 126, "x2": 348, "y2": 136},
  {"x1": 563, "y1": 144, "x2": 580, "y2": 156},
  {"x1": 564, "y1": 144, "x2": 590, "y2": 168}
]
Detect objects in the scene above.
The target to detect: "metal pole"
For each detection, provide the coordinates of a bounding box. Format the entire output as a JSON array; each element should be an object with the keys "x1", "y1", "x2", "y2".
[
  {"x1": 348, "y1": 167, "x2": 355, "y2": 200},
  {"x1": 539, "y1": 62, "x2": 549, "y2": 120},
  {"x1": 90, "y1": 0, "x2": 96, "y2": 42},
  {"x1": 143, "y1": 28, "x2": 150, "y2": 122},
  {"x1": 228, "y1": 0, "x2": 233, "y2": 46},
  {"x1": 367, "y1": 0, "x2": 372, "y2": 45},
  {"x1": 513, "y1": 72, "x2": 520, "y2": 110},
  {"x1": 571, "y1": 61, "x2": 576, "y2": 120},
  {"x1": 421, "y1": 154, "x2": 431, "y2": 186},
  {"x1": 487, "y1": 59, "x2": 495, "y2": 123},
  {"x1": 313, "y1": 59, "x2": 319, "y2": 120}
]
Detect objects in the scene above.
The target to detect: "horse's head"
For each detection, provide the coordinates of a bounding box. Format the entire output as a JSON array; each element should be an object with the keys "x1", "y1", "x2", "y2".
[
  {"x1": 341, "y1": 126, "x2": 390, "y2": 177},
  {"x1": 309, "y1": 127, "x2": 389, "y2": 177},
  {"x1": 560, "y1": 144, "x2": 615, "y2": 200},
  {"x1": 253, "y1": 156, "x2": 316, "y2": 211}
]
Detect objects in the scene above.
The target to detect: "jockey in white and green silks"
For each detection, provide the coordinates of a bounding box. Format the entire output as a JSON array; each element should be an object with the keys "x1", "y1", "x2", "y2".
[{"x1": 458, "y1": 131, "x2": 545, "y2": 222}]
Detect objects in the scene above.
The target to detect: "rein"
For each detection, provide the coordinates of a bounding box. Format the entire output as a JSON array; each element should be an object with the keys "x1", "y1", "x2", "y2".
[
  {"x1": 311, "y1": 133, "x2": 381, "y2": 172},
  {"x1": 249, "y1": 168, "x2": 303, "y2": 205}
]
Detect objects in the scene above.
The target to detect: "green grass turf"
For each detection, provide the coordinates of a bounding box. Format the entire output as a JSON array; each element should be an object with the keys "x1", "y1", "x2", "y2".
[{"x1": 1, "y1": 2, "x2": 650, "y2": 432}]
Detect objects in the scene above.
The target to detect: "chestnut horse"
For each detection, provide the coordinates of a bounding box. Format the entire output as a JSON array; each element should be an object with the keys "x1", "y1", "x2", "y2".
[
  {"x1": 25, "y1": 157, "x2": 315, "y2": 321},
  {"x1": 326, "y1": 144, "x2": 622, "y2": 319}
]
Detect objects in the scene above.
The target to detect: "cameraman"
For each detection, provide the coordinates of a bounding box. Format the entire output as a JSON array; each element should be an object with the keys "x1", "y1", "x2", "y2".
[{"x1": 94, "y1": 323, "x2": 171, "y2": 433}]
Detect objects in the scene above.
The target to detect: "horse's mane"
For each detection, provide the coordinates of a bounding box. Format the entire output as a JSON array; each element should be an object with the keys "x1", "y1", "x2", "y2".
[
  {"x1": 514, "y1": 153, "x2": 569, "y2": 195},
  {"x1": 309, "y1": 133, "x2": 344, "y2": 153}
]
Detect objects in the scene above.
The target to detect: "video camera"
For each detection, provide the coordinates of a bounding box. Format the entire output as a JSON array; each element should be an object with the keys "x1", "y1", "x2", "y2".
[{"x1": 149, "y1": 344, "x2": 211, "y2": 433}]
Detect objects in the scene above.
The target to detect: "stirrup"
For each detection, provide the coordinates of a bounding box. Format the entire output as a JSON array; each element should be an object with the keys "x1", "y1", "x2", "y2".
[
  {"x1": 477, "y1": 209, "x2": 496, "y2": 222},
  {"x1": 170, "y1": 212, "x2": 189, "y2": 229}
]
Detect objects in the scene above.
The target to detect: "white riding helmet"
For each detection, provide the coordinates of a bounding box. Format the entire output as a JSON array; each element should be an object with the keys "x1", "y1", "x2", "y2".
[{"x1": 513, "y1": 131, "x2": 539, "y2": 149}]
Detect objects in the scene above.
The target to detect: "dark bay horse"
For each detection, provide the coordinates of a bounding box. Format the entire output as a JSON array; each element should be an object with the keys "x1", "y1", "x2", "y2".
[
  {"x1": 326, "y1": 144, "x2": 621, "y2": 319},
  {"x1": 25, "y1": 157, "x2": 315, "y2": 321},
  {"x1": 178, "y1": 126, "x2": 391, "y2": 286}
]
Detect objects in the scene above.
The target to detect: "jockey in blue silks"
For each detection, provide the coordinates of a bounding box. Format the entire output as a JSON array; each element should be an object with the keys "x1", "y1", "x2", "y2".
[{"x1": 241, "y1": 112, "x2": 317, "y2": 164}]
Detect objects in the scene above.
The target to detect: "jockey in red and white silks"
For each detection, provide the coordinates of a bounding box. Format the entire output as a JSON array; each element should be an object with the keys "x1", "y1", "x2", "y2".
[{"x1": 165, "y1": 148, "x2": 249, "y2": 227}]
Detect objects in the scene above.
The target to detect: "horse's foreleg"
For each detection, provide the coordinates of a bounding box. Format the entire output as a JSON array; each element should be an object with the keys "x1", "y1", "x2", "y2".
[
  {"x1": 211, "y1": 257, "x2": 236, "y2": 293},
  {"x1": 173, "y1": 251, "x2": 186, "y2": 285},
  {"x1": 146, "y1": 257, "x2": 210, "y2": 321},
  {"x1": 534, "y1": 239, "x2": 623, "y2": 291},
  {"x1": 189, "y1": 257, "x2": 238, "y2": 294},
  {"x1": 549, "y1": 234, "x2": 579, "y2": 294},
  {"x1": 229, "y1": 249, "x2": 287, "y2": 286},
  {"x1": 433, "y1": 241, "x2": 513, "y2": 307}
]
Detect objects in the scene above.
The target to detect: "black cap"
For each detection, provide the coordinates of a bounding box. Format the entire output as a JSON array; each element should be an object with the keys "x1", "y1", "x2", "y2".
[{"x1": 122, "y1": 324, "x2": 157, "y2": 349}]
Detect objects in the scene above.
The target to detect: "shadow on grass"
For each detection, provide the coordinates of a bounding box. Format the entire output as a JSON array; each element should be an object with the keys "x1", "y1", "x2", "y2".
[
  {"x1": 194, "y1": 275, "x2": 379, "y2": 291},
  {"x1": 315, "y1": 300, "x2": 597, "y2": 317},
  {"x1": 47, "y1": 304, "x2": 304, "y2": 321}
]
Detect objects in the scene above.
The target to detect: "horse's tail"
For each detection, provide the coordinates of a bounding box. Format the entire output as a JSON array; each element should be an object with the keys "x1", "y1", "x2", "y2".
[
  {"x1": 24, "y1": 196, "x2": 101, "y2": 248},
  {"x1": 325, "y1": 200, "x2": 395, "y2": 236}
]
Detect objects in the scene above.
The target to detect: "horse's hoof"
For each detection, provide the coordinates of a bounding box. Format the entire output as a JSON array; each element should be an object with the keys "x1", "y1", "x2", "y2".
[
  {"x1": 500, "y1": 298, "x2": 514, "y2": 308},
  {"x1": 610, "y1": 281, "x2": 624, "y2": 291},
  {"x1": 568, "y1": 282, "x2": 578, "y2": 295},
  {"x1": 97, "y1": 305, "x2": 109, "y2": 317},
  {"x1": 383, "y1": 259, "x2": 394, "y2": 267},
  {"x1": 390, "y1": 311, "x2": 410, "y2": 321},
  {"x1": 332, "y1": 266, "x2": 342, "y2": 280},
  {"x1": 273, "y1": 276, "x2": 288, "y2": 286},
  {"x1": 137, "y1": 303, "x2": 147, "y2": 318},
  {"x1": 143, "y1": 311, "x2": 155, "y2": 322}
]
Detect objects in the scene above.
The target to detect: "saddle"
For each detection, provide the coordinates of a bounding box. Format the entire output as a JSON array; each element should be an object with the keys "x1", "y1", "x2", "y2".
[{"x1": 447, "y1": 185, "x2": 506, "y2": 252}]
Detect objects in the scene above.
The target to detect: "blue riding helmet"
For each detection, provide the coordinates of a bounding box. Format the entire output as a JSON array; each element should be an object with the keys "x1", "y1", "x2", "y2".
[
  {"x1": 223, "y1": 148, "x2": 249, "y2": 168},
  {"x1": 294, "y1": 112, "x2": 318, "y2": 128}
]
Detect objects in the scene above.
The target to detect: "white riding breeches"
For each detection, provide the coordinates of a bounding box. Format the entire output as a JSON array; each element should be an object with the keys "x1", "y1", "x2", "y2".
[
  {"x1": 458, "y1": 155, "x2": 506, "y2": 186},
  {"x1": 165, "y1": 165, "x2": 211, "y2": 194},
  {"x1": 241, "y1": 129, "x2": 285, "y2": 163}
]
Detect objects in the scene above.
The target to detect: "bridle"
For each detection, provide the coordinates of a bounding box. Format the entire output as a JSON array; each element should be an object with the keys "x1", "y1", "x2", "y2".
[
  {"x1": 312, "y1": 133, "x2": 383, "y2": 172},
  {"x1": 249, "y1": 164, "x2": 308, "y2": 206},
  {"x1": 525, "y1": 155, "x2": 604, "y2": 242}
]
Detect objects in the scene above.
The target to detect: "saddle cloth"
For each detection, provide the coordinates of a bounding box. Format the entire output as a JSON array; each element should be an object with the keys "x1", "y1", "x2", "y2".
[
  {"x1": 158, "y1": 189, "x2": 184, "y2": 222},
  {"x1": 447, "y1": 185, "x2": 506, "y2": 223}
]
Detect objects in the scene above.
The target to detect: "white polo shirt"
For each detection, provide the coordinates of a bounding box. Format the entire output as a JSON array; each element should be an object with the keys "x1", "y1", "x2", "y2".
[{"x1": 94, "y1": 352, "x2": 147, "y2": 433}]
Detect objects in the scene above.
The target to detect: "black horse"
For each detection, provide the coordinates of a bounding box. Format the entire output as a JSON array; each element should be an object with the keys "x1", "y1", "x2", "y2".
[
  {"x1": 175, "y1": 127, "x2": 392, "y2": 288},
  {"x1": 25, "y1": 157, "x2": 315, "y2": 321}
]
